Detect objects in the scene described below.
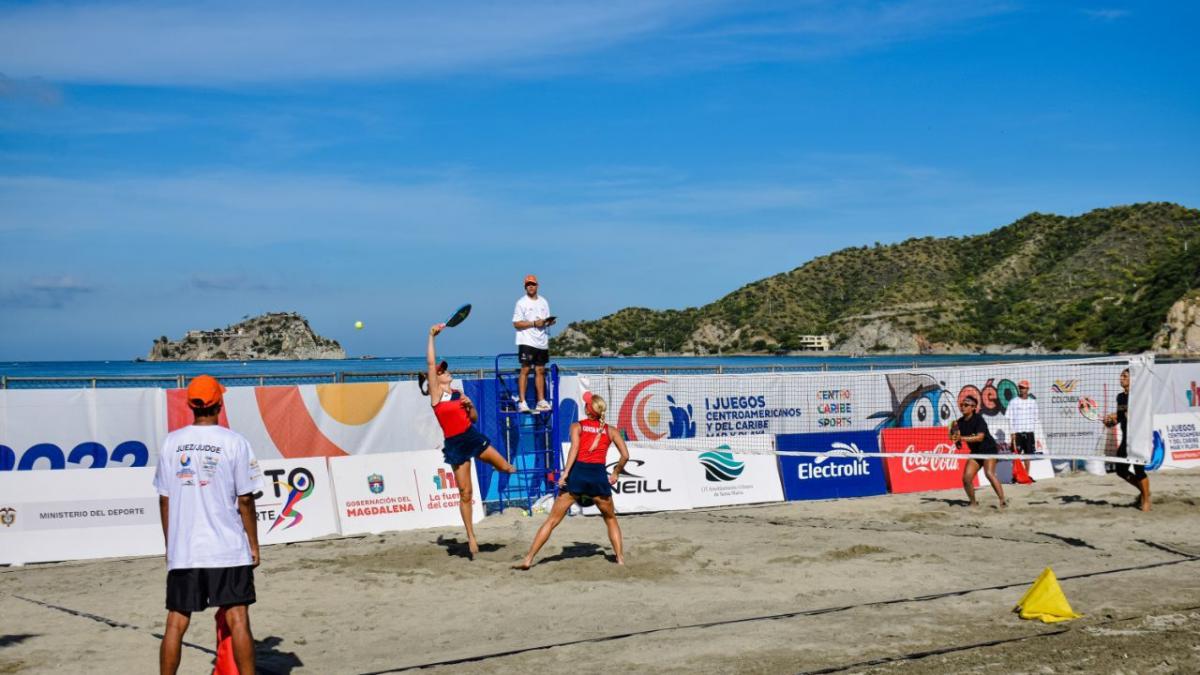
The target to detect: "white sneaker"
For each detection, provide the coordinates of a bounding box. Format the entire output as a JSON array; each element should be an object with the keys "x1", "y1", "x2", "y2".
[
  {"x1": 517, "y1": 400, "x2": 532, "y2": 413},
  {"x1": 535, "y1": 400, "x2": 552, "y2": 412}
]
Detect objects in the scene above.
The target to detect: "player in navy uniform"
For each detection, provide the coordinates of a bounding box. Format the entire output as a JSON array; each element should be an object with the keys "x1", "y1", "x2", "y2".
[{"x1": 514, "y1": 393, "x2": 630, "y2": 569}]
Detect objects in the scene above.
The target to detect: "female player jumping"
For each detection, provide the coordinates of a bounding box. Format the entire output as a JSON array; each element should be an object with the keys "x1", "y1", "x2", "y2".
[
  {"x1": 514, "y1": 393, "x2": 629, "y2": 570},
  {"x1": 421, "y1": 323, "x2": 515, "y2": 557},
  {"x1": 950, "y1": 395, "x2": 1007, "y2": 508}
]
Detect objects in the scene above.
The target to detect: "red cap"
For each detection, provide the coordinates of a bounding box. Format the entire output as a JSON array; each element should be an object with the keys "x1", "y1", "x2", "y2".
[
  {"x1": 524, "y1": 274, "x2": 538, "y2": 285},
  {"x1": 1018, "y1": 379, "x2": 1031, "y2": 389},
  {"x1": 186, "y1": 375, "x2": 226, "y2": 408},
  {"x1": 583, "y1": 391, "x2": 595, "y2": 416}
]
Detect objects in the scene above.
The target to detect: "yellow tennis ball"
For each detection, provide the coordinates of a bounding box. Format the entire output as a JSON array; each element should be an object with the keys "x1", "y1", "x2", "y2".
[{"x1": 354, "y1": 321, "x2": 363, "y2": 330}]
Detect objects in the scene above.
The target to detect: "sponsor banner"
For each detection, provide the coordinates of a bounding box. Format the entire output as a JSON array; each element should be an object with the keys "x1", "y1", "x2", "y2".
[
  {"x1": 0, "y1": 388, "x2": 164, "y2": 471},
  {"x1": 681, "y1": 445, "x2": 784, "y2": 508},
  {"x1": 329, "y1": 450, "x2": 482, "y2": 535},
  {"x1": 0, "y1": 467, "x2": 163, "y2": 565},
  {"x1": 580, "y1": 361, "x2": 1128, "y2": 459},
  {"x1": 567, "y1": 443, "x2": 693, "y2": 514},
  {"x1": 594, "y1": 374, "x2": 808, "y2": 441},
  {"x1": 776, "y1": 431, "x2": 888, "y2": 501},
  {"x1": 254, "y1": 458, "x2": 340, "y2": 545},
  {"x1": 1154, "y1": 412, "x2": 1200, "y2": 469},
  {"x1": 880, "y1": 427, "x2": 976, "y2": 494},
  {"x1": 1150, "y1": 362, "x2": 1200, "y2": 416},
  {"x1": 168, "y1": 381, "x2": 446, "y2": 461}
]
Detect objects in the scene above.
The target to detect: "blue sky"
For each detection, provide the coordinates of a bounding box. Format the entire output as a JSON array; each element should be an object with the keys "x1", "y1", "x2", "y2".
[{"x1": 1, "y1": 0, "x2": 1197, "y2": 360}]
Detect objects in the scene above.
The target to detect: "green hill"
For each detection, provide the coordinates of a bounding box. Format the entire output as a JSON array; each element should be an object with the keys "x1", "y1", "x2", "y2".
[{"x1": 552, "y1": 203, "x2": 1200, "y2": 355}]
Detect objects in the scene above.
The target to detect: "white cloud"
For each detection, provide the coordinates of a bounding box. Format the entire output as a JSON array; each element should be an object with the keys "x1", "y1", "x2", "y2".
[
  {"x1": 0, "y1": 1, "x2": 1013, "y2": 86},
  {"x1": 0, "y1": 276, "x2": 96, "y2": 309}
]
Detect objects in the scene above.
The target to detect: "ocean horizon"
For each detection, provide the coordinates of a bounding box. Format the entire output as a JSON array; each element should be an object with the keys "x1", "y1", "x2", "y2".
[{"x1": 1, "y1": 353, "x2": 1094, "y2": 385}]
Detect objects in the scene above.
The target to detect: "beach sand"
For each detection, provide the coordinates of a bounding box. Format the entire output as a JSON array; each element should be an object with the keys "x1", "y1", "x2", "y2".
[{"x1": 2, "y1": 468, "x2": 1198, "y2": 674}]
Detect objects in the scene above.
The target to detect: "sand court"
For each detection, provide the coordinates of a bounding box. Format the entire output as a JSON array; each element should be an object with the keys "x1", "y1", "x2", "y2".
[{"x1": 3, "y1": 469, "x2": 1198, "y2": 674}]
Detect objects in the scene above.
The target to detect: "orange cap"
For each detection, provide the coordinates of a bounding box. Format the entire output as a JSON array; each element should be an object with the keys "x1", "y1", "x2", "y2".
[
  {"x1": 524, "y1": 274, "x2": 538, "y2": 285},
  {"x1": 186, "y1": 375, "x2": 226, "y2": 408},
  {"x1": 1018, "y1": 379, "x2": 1031, "y2": 389}
]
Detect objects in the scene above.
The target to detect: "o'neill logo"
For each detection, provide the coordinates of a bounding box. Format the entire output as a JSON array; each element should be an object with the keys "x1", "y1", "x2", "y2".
[
  {"x1": 1051, "y1": 379, "x2": 1078, "y2": 394},
  {"x1": 900, "y1": 443, "x2": 960, "y2": 473},
  {"x1": 617, "y1": 379, "x2": 696, "y2": 441},
  {"x1": 367, "y1": 473, "x2": 385, "y2": 494},
  {"x1": 0, "y1": 507, "x2": 15, "y2": 528},
  {"x1": 607, "y1": 458, "x2": 672, "y2": 494},
  {"x1": 268, "y1": 471, "x2": 315, "y2": 533},
  {"x1": 799, "y1": 442, "x2": 871, "y2": 480},
  {"x1": 1187, "y1": 381, "x2": 1200, "y2": 408},
  {"x1": 698, "y1": 450, "x2": 744, "y2": 482}
]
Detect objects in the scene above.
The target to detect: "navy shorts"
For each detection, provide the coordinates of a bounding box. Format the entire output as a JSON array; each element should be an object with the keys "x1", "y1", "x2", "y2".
[
  {"x1": 1013, "y1": 432, "x2": 1036, "y2": 455},
  {"x1": 565, "y1": 462, "x2": 612, "y2": 500},
  {"x1": 166, "y1": 566, "x2": 255, "y2": 613},
  {"x1": 518, "y1": 345, "x2": 549, "y2": 366},
  {"x1": 443, "y1": 427, "x2": 491, "y2": 467}
]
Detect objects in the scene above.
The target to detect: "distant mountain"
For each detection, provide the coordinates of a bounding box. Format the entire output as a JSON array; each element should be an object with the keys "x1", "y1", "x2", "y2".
[
  {"x1": 552, "y1": 203, "x2": 1200, "y2": 355},
  {"x1": 147, "y1": 312, "x2": 345, "y2": 361}
]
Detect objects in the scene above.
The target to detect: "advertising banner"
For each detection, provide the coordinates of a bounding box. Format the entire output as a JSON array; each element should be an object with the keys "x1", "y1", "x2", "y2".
[
  {"x1": 166, "y1": 381, "x2": 447, "y2": 461},
  {"x1": 329, "y1": 450, "x2": 482, "y2": 535},
  {"x1": 679, "y1": 445, "x2": 784, "y2": 508},
  {"x1": 1151, "y1": 363, "x2": 1200, "y2": 416},
  {"x1": 0, "y1": 389, "x2": 165, "y2": 471},
  {"x1": 0, "y1": 467, "x2": 163, "y2": 565},
  {"x1": 580, "y1": 360, "x2": 1127, "y2": 460},
  {"x1": 254, "y1": 458, "x2": 340, "y2": 545},
  {"x1": 568, "y1": 444, "x2": 693, "y2": 514},
  {"x1": 880, "y1": 427, "x2": 975, "y2": 494},
  {"x1": 776, "y1": 431, "x2": 889, "y2": 501},
  {"x1": 1154, "y1": 412, "x2": 1200, "y2": 469}
]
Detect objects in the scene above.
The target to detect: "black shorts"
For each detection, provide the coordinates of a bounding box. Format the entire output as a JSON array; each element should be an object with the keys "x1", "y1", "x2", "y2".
[
  {"x1": 1012, "y1": 432, "x2": 1036, "y2": 455},
  {"x1": 166, "y1": 566, "x2": 256, "y2": 613},
  {"x1": 518, "y1": 345, "x2": 549, "y2": 366}
]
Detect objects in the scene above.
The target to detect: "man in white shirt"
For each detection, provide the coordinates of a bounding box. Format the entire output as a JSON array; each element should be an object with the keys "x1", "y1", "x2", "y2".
[
  {"x1": 1006, "y1": 379, "x2": 1040, "y2": 480},
  {"x1": 512, "y1": 274, "x2": 555, "y2": 413},
  {"x1": 154, "y1": 375, "x2": 263, "y2": 675}
]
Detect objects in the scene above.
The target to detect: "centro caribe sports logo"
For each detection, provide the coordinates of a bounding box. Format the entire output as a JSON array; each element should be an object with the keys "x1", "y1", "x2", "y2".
[
  {"x1": 617, "y1": 379, "x2": 696, "y2": 441},
  {"x1": 698, "y1": 449, "x2": 744, "y2": 482},
  {"x1": 268, "y1": 472, "x2": 315, "y2": 533},
  {"x1": 1187, "y1": 381, "x2": 1200, "y2": 407}
]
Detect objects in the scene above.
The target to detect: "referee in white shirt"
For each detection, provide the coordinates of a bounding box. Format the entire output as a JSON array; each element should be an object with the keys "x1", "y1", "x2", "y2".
[{"x1": 1007, "y1": 379, "x2": 1039, "y2": 480}]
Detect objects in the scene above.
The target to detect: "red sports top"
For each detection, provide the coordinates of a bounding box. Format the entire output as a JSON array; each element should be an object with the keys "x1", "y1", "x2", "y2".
[
  {"x1": 576, "y1": 419, "x2": 612, "y2": 464},
  {"x1": 433, "y1": 392, "x2": 471, "y2": 438}
]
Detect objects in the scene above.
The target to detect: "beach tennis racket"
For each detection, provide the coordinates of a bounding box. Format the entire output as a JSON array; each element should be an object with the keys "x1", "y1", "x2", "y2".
[{"x1": 444, "y1": 304, "x2": 472, "y2": 328}]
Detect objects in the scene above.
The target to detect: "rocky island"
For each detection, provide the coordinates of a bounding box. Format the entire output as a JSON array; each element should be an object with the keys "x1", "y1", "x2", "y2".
[{"x1": 147, "y1": 312, "x2": 345, "y2": 361}]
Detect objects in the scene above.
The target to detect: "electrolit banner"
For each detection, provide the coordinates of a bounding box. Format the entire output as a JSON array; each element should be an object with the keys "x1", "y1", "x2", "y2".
[{"x1": 775, "y1": 431, "x2": 888, "y2": 501}]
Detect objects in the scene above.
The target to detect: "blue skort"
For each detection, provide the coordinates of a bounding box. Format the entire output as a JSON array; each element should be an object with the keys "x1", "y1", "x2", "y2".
[
  {"x1": 565, "y1": 462, "x2": 612, "y2": 499},
  {"x1": 443, "y1": 427, "x2": 491, "y2": 468}
]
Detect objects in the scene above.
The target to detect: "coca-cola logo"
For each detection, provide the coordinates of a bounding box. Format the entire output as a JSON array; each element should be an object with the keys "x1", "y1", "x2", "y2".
[{"x1": 900, "y1": 443, "x2": 960, "y2": 473}]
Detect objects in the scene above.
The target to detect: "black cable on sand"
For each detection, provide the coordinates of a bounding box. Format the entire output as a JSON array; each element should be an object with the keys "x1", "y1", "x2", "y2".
[{"x1": 360, "y1": 548, "x2": 1200, "y2": 673}]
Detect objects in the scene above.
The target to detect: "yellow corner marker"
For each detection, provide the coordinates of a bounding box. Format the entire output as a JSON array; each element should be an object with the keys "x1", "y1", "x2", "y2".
[{"x1": 1014, "y1": 567, "x2": 1082, "y2": 623}]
